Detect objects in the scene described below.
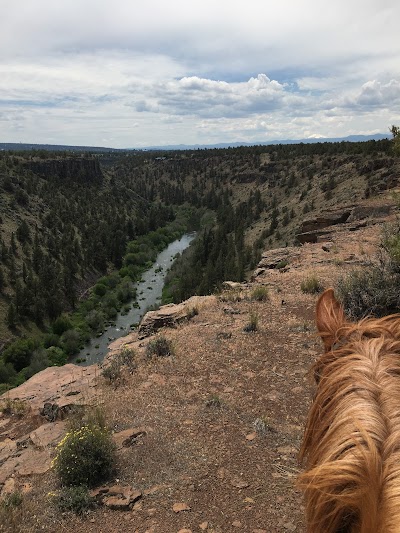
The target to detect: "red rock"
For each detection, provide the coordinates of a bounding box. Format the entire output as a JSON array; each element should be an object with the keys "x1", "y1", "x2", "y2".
[
  {"x1": 1, "y1": 477, "x2": 15, "y2": 496},
  {"x1": 113, "y1": 428, "x2": 147, "y2": 449},
  {"x1": 103, "y1": 495, "x2": 131, "y2": 510},
  {"x1": 17, "y1": 449, "x2": 52, "y2": 476},
  {"x1": 173, "y1": 502, "x2": 191, "y2": 513},
  {"x1": 29, "y1": 421, "x2": 66, "y2": 447}
]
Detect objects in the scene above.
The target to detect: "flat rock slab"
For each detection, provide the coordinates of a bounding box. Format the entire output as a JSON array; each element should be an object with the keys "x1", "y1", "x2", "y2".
[
  {"x1": 90, "y1": 484, "x2": 142, "y2": 510},
  {"x1": 16, "y1": 449, "x2": 52, "y2": 476},
  {"x1": 0, "y1": 364, "x2": 99, "y2": 414},
  {"x1": 29, "y1": 421, "x2": 66, "y2": 448},
  {"x1": 258, "y1": 247, "x2": 299, "y2": 269},
  {"x1": 138, "y1": 296, "x2": 209, "y2": 338},
  {"x1": 113, "y1": 427, "x2": 148, "y2": 449},
  {"x1": 1, "y1": 477, "x2": 15, "y2": 496},
  {"x1": 0, "y1": 457, "x2": 20, "y2": 485},
  {"x1": 0, "y1": 438, "x2": 17, "y2": 463}
]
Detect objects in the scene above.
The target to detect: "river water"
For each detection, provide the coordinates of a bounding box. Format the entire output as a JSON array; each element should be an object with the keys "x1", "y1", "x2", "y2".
[{"x1": 73, "y1": 233, "x2": 195, "y2": 366}]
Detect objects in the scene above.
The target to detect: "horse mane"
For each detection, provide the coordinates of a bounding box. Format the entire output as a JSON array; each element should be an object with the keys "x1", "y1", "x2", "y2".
[{"x1": 299, "y1": 289, "x2": 400, "y2": 533}]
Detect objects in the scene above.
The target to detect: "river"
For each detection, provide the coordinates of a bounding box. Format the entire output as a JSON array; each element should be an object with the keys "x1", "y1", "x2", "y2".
[{"x1": 72, "y1": 233, "x2": 195, "y2": 366}]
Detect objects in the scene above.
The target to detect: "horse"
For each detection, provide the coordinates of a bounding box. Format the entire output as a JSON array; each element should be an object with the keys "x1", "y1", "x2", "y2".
[{"x1": 298, "y1": 288, "x2": 400, "y2": 533}]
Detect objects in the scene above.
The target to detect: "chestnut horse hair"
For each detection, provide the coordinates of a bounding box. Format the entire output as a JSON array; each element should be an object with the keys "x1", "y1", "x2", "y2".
[{"x1": 299, "y1": 288, "x2": 400, "y2": 533}]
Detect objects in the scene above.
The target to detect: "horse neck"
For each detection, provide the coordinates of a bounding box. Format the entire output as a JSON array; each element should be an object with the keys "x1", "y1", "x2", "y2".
[{"x1": 301, "y1": 329, "x2": 400, "y2": 533}]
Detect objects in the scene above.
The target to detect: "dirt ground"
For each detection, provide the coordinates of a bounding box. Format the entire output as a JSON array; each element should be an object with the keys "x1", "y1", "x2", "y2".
[{"x1": 0, "y1": 210, "x2": 392, "y2": 533}]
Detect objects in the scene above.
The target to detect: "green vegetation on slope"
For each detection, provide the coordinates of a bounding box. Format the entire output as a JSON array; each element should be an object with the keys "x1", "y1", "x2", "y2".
[{"x1": 1, "y1": 135, "x2": 399, "y2": 389}]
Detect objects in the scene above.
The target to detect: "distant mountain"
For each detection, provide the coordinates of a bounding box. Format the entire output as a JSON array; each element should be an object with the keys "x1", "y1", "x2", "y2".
[
  {"x1": 141, "y1": 133, "x2": 390, "y2": 151},
  {"x1": 0, "y1": 142, "x2": 124, "y2": 152},
  {"x1": 0, "y1": 133, "x2": 391, "y2": 153}
]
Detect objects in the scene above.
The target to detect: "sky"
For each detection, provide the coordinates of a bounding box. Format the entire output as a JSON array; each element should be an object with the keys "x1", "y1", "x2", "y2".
[{"x1": 1, "y1": 0, "x2": 399, "y2": 148}]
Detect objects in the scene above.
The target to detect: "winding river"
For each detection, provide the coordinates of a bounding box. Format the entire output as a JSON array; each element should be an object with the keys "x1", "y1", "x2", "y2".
[{"x1": 73, "y1": 233, "x2": 195, "y2": 366}]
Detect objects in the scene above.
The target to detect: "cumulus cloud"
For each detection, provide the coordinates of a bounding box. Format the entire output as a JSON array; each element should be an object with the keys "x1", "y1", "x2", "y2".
[
  {"x1": 135, "y1": 74, "x2": 294, "y2": 118},
  {"x1": 356, "y1": 79, "x2": 400, "y2": 107},
  {"x1": 0, "y1": 1, "x2": 399, "y2": 146}
]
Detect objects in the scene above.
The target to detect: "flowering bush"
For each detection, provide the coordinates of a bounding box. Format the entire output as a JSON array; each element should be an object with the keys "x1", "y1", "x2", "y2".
[{"x1": 53, "y1": 424, "x2": 115, "y2": 487}]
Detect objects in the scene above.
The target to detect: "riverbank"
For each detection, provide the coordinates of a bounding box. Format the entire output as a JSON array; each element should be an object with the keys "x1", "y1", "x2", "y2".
[
  {"x1": 73, "y1": 233, "x2": 195, "y2": 366},
  {"x1": 0, "y1": 209, "x2": 201, "y2": 393}
]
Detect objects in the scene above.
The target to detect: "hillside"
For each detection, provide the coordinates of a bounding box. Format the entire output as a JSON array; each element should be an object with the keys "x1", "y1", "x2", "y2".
[
  {"x1": 0, "y1": 187, "x2": 398, "y2": 532},
  {"x1": 0, "y1": 140, "x2": 399, "y2": 392}
]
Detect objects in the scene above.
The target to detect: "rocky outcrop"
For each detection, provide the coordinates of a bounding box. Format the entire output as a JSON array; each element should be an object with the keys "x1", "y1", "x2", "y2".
[
  {"x1": 1, "y1": 364, "x2": 99, "y2": 417},
  {"x1": 232, "y1": 172, "x2": 262, "y2": 183},
  {"x1": 299, "y1": 209, "x2": 352, "y2": 235},
  {"x1": 90, "y1": 484, "x2": 142, "y2": 510},
  {"x1": 257, "y1": 247, "x2": 299, "y2": 270},
  {"x1": 25, "y1": 157, "x2": 103, "y2": 185},
  {"x1": 296, "y1": 202, "x2": 396, "y2": 243},
  {"x1": 347, "y1": 204, "x2": 393, "y2": 222},
  {"x1": 138, "y1": 296, "x2": 206, "y2": 339},
  {"x1": 0, "y1": 364, "x2": 101, "y2": 493},
  {"x1": 0, "y1": 421, "x2": 67, "y2": 488}
]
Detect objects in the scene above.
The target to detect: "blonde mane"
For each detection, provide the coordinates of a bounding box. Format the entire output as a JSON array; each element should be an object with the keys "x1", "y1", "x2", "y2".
[{"x1": 299, "y1": 289, "x2": 400, "y2": 533}]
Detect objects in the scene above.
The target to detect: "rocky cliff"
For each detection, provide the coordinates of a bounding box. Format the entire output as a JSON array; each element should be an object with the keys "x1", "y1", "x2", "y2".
[
  {"x1": 24, "y1": 157, "x2": 103, "y2": 185},
  {"x1": 0, "y1": 190, "x2": 398, "y2": 532}
]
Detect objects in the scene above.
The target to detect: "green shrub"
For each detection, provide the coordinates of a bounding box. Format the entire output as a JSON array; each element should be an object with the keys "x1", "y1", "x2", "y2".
[
  {"x1": 300, "y1": 275, "x2": 324, "y2": 294},
  {"x1": 243, "y1": 310, "x2": 259, "y2": 332},
  {"x1": 251, "y1": 286, "x2": 269, "y2": 301},
  {"x1": 253, "y1": 416, "x2": 270, "y2": 436},
  {"x1": 205, "y1": 395, "x2": 223, "y2": 408},
  {"x1": 101, "y1": 359, "x2": 122, "y2": 384},
  {"x1": 1, "y1": 491, "x2": 23, "y2": 509},
  {"x1": 337, "y1": 264, "x2": 400, "y2": 319},
  {"x1": 275, "y1": 259, "x2": 289, "y2": 269},
  {"x1": 146, "y1": 335, "x2": 174, "y2": 357},
  {"x1": 43, "y1": 333, "x2": 60, "y2": 348},
  {"x1": 117, "y1": 347, "x2": 136, "y2": 371},
  {"x1": 93, "y1": 283, "x2": 107, "y2": 297},
  {"x1": 25, "y1": 349, "x2": 49, "y2": 379},
  {"x1": 101, "y1": 347, "x2": 136, "y2": 384},
  {"x1": 52, "y1": 315, "x2": 73, "y2": 336},
  {"x1": 53, "y1": 423, "x2": 116, "y2": 487},
  {"x1": 85, "y1": 309, "x2": 105, "y2": 331},
  {"x1": 52, "y1": 485, "x2": 95, "y2": 515},
  {"x1": 3, "y1": 338, "x2": 40, "y2": 372},
  {"x1": 46, "y1": 346, "x2": 68, "y2": 366},
  {"x1": 0, "y1": 360, "x2": 17, "y2": 384},
  {"x1": 60, "y1": 329, "x2": 81, "y2": 356}
]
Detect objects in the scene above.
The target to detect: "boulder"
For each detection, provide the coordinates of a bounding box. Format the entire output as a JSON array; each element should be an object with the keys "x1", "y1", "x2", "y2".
[
  {"x1": 16, "y1": 449, "x2": 52, "y2": 476},
  {"x1": 90, "y1": 484, "x2": 142, "y2": 510},
  {"x1": 257, "y1": 247, "x2": 299, "y2": 269},
  {"x1": 299, "y1": 209, "x2": 352, "y2": 234},
  {"x1": 0, "y1": 364, "x2": 99, "y2": 416},
  {"x1": 113, "y1": 427, "x2": 147, "y2": 449},
  {"x1": 222, "y1": 281, "x2": 246, "y2": 290},
  {"x1": 296, "y1": 228, "x2": 334, "y2": 244},
  {"x1": 347, "y1": 204, "x2": 393, "y2": 222},
  {"x1": 1, "y1": 477, "x2": 15, "y2": 497},
  {"x1": 29, "y1": 421, "x2": 66, "y2": 448},
  {"x1": 138, "y1": 296, "x2": 204, "y2": 338}
]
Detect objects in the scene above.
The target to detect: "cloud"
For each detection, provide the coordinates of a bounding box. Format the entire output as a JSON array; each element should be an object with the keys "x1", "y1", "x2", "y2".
[
  {"x1": 0, "y1": 1, "x2": 399, "y2": 146},
  {"x1": 356, "y1": 79, "x2": 400, "y2": 107},
  {"x1": 134, "y1": 74, "x2": 294, "y2": 118}
]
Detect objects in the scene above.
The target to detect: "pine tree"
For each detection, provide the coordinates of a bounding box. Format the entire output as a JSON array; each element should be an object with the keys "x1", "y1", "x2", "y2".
[{"x1": 7, "y1": 303, "x2": 17, "y2": 328}]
